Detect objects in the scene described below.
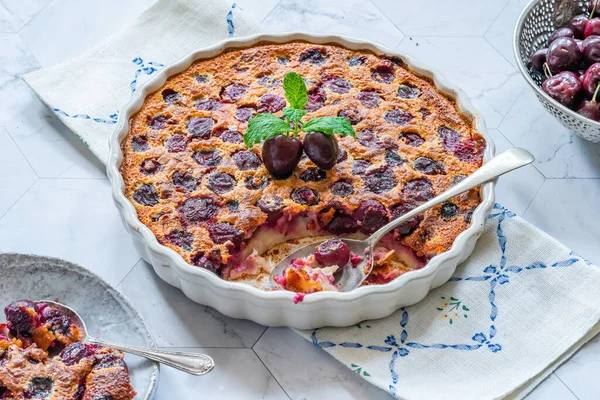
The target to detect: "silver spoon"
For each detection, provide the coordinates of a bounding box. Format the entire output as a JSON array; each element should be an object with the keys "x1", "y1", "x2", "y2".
[
  {"x1": 43, "y1": 300, "x2": 214, "y2": 375},
  {"x1": 271, "y1": 147, "x2": 535, "y2": 293}
]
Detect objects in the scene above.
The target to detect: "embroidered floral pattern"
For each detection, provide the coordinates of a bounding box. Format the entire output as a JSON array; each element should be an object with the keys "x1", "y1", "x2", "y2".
[
  {"x1": 309, "y1": 204, "x2": 590, "y2": 395},
  {"x1": 437, "y1": 296, "x2": 470, "y2": 325}
]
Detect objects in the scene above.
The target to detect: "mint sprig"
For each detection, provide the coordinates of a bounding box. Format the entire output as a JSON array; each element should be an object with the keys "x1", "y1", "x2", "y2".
[
  {"x1": 283, "y1": 72, "x2": 308, "y2": 109},
  {"x1": 244, "y1": 113, "x2": 292, "y2": 148},
  {"x1": 244, "y1": 71, "x2": 356, "y2": 147}
]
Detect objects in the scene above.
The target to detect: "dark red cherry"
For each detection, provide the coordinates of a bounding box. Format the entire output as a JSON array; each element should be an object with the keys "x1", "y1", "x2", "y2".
[
  {"x1": 164, "y1": 134, "x2": 187, "y2": 152},
  {"x1": 353, "y1": 200, "x2": 388, "y2": 234},
  {"x1": 4, "y1": 301, "x2": 36, "y2": 337},
  {"x1": 397, "y1": 83, "x2": 420, "y2": 99},
  {"x1": 291, "y1": 186, "x2": 320, "y2": 206},
  {"x1": 221, "y1": 83, "x2": 248, "y2": 101},
  {"x1": 403, "y1": 178, "x2": 434, "y2": 203},
  {"x1": 235, "y1": 107, "x2": 256, "y2": 122},
  {"x1": 548, "y1": 27, "x2": 574, "y2": 46},
  {"x1": 162, "y1": 89, "x2": 181, "y2": 105},
  {"x1": 453, "y1": 137, "x2": 485, "y2": 163},
  {"x1": 438, "y1": 125, "x2": 461, "y2": 151},
  {"x1": 59, "y1": 343, "x2": 97, "y2": 366},
  {"x1": 208, "y1": 223, "x2": 242, "y2": 248},
  {"x1": 148, "y1": 115, "x2": 168, "y2": 130},
  {"x1": 363, "y1": 165, "x2": 397, "y2": 194},
  {"x1": 232, "y1": 150, "x2": 262, "y2": 171},
  {"x1": 323, "y1": 75, "x2": 353, "y2": 93},
  {"x1": 352, "y1": 159, "x2": 371, "y2": 176},
  {"x1": 322, "y1": 209, "x2": 359, "y2": 235},
  {"x1": 244, "y1": 175, "x2": 269, "y2": 190},
  {"x1": 384, "y1": 109, "x2": 414, "y2": 125},
  {"x1": 440, "y1": 202, "x2": 460, "y2": 220},
  {"x1": 262, "y1": 135, "x2": 303, "y2": 178},
  {"x1": 191, "y1": 251, "x2": 221, "y2": 272},
  {"x1": 140, "y1": 159, "x2": 161, "y2": 175},
  {"x1": 172, "y1": 171, "x2": 198, "y2": 192},
  {"x1": 542, "y1": 71, "x2": 582, "y2": 107},
  {"x1": 207, "y1": 172, "x2": 237, "y2": 194},
  {"x1": 196, "y1": 98, "x2": 223, "y2": 111},
  {"x1": 338, "y1": 109, "x2": 362, "y2": 124},
  {"x1": 330, "y1": 180, "x2": 354, "y2": 197},
  {"x1": 399, "y1": 132, "x2": 425, "y2": 147},
  {"x1": 391, "y1": 202, "x2": 423, "y2": 237},
  {"x1": 306, "y1": 86, "x2": 327, "y2": 111},
  {"x1": 576, "y1": 99, "x2": 600, "y2": 120},
  {"x1": 299, "y1": 167, "x2": 327, "y2": 182},
  {"x1": 256, "y1": 195, "x2": 284, "y2": 225},
  {"x1": 257, "y1": 75, "x2": 281, "y2": 88},
  {"x1": 178, "y1": 197, "x2": 219, "y2": 226},
  {"x1": 303, "y1": 132, "x2": 339, "y2": 170},
  {"x1": 218, "y1": 129, "x2": 243, "y2": 143},
  {"x1": 528, "y1": 48, "x2": 548, "y2": 72},
  {"x1": 298, "y1": 48, "x2": 329, "y2": 65},
  {"x1": 570, "y1": 15, "x2": 588, "y2": 39},
  {"x1": 371, "y1": 65, "x2": 395, "y2": 83},
  {"x1": 585, "y1": 18, "x2": 600, "y2": 37},
  {"x1": 314, "y1": 239, "x2": 350, "y2": 267},
  {"x1": 547, "y1": 37, "x2": 582, "y2": 72},
  {"x1": 257, "y1": 94, "x2": 286, "y2": 113},
  {"x1": 133, "y1": 184, "x2": 159, "y2": 206},
  {"x1": 187, "y1": 117, "x2": 214, "y2": 140},
  {"x1": 355, "y1": 90, "x2": 381, "y2": 108},
  {"x1": 131, "y1": 135, "x2": 149, "y2": 152},
  {"x1": 192, "y1": 149, "x2": 222, "y2": 166},
  {"x1": 413, "y1": 157, "x2": 446, "y2": 175},
  {"x1": 582, "y1": 35, "x2": 600, "y2": 64},
  {"x1": 582, "y1": 63, "x2": 600, "y2": 96},
  {"x1": 347, "y1": 56, "x2": 367, "y2": 66},
  {"x1": 357, "y1": 130, "x2": 380, "y2": 148},
  {"x1": 165, "y1": 230, "x2": 195, "y2": 251},
  {"x1": 386, "y1": 150, "x2": 405, "y2": 166}
]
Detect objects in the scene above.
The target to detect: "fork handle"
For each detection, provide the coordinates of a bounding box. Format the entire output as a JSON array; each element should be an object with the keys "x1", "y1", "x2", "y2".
[
  {"x1": 368, "y1": 148, "x2": 535, "y2": 245},
  {"x1": 87, "y1": 337, "x2": 214, "y2": 375}
]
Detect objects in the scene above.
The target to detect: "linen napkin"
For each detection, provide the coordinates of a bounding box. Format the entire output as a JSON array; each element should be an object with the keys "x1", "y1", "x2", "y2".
[{"x1": 22, "y1": 1, "x2": 600, "y2": 399}]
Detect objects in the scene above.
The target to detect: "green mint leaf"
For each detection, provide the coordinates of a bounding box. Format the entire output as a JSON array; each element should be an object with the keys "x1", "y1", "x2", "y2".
[
  {"x1": 283, "y1": 107, "x2": 308, "y2": 122},
  {"x1": 244, "y1": 113, "x2": 291, "y2": 147},
  {"x1": 302, "y1": 116, "x2": 356, "y2": 139},
  {"x1": 283, "y1": 72, "x2": 308, "y2": 109}
]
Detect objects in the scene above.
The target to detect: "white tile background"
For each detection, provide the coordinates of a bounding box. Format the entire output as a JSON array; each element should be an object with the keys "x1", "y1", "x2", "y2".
[{"x1": 0, "y1": 0, "x2": 598, "y2": 398}]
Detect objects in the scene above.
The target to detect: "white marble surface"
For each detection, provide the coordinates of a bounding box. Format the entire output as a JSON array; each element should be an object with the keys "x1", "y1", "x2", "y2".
[{"x1": 0, "y1": 0, "x2": 598, "y2": 399}]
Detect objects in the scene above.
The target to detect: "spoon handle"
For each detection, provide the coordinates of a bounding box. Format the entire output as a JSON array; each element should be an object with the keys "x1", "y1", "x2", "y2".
[
  {"x1": 87, "y1": 337, "x2": 214, "y2": 375},
  {"x1": 368, "y1": 148, "x2": 535, "y2": 245}
]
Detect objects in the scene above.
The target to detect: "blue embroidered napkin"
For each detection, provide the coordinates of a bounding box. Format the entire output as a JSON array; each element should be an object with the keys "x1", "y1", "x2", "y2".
[
  {"x1": 296, "y1": 204, "x2": 600, "y2": 399},
  {"x1": 21, "y1": 1, "x2": 600, "y2": 398}
]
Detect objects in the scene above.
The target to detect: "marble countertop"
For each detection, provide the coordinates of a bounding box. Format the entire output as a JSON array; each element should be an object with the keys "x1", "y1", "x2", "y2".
[{"x1": 1, "y1": 0, "x2": 599, "y2": 398}]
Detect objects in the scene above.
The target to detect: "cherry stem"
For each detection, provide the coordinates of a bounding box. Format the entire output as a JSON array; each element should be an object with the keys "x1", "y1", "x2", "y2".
[
  {"x1": 592, "y1": 82, "x2": 600, "y2": 104},
  {"x1": 543, "y1": 62, "x2": 553, "y2": 79},
  {"x1": 591, "y1": 0, "x2": 599, "y2": 19}
]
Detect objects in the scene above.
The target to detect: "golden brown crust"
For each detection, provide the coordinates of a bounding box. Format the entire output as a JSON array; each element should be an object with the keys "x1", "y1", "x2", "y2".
[
  {"x1": 0, "y1": 303, "x2": 135, "y2": 400},
  {"x1": 120, "y1": 41, "x2": 484, "y2": 280}
]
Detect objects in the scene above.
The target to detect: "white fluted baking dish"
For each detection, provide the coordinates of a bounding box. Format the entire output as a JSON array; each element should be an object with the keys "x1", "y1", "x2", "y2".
[{"x1": 106, "y1": 33, "x2": 495, "y2": 329}]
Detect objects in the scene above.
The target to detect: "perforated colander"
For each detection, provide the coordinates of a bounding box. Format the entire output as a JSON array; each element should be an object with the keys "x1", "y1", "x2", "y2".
[{"x1": 514, "y1": 0, "x2": 600, "y2": 142}]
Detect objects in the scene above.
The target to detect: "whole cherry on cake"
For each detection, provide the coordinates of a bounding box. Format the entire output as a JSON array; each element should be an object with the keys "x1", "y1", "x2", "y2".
[{"x1": 245, "y1": 71, "x2": 356, "y2": 178}]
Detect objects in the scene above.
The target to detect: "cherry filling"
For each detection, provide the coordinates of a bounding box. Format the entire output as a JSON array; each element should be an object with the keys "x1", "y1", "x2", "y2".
[
  {"x1": 59, "y1": 343, "x2": 98, "y2": 366},
  {"x1": 4, "y1": 300, "x2": 37, "y2": 338}
]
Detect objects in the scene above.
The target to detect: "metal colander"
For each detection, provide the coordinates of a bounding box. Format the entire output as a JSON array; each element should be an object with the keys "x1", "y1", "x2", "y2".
[{"x1": 514, "y1": 0, "x2": 600, "y2": 142}]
